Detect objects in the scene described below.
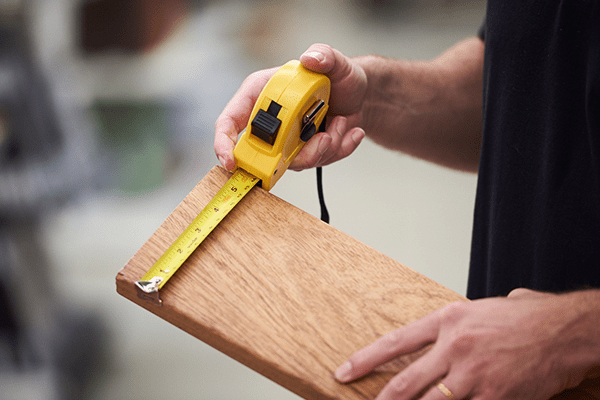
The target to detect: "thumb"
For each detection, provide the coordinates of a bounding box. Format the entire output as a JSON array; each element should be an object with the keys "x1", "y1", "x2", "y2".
[
  {"x1": 299, "y1": 44, "x2": 367, "y2": 117},
  {"x1": 299, "y1": 44, "x2": 355, "y2": 84},
  {"x1": 507, "y1": 288, "x2": 552, "y2": 299}
]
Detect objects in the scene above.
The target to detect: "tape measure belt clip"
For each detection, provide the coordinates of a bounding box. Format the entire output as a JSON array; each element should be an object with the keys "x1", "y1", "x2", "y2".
[{"x1": 300, "y1": 99, "x2": 325, "y2": 142}]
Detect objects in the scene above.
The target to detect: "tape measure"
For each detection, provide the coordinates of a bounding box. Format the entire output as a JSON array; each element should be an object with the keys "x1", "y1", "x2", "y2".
[{"x1": 136, "y1": 60, "x2": 330, "y2": 305}]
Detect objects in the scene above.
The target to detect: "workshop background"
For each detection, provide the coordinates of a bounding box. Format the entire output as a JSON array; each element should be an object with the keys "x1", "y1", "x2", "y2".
[{"x1": 0, "y1": 0, "x2": 484, "y2": 398}]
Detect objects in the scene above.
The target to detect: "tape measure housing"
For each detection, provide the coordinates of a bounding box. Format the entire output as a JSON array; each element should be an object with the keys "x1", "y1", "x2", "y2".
[{"x1": 234, "y1": 60, "x2": 330, "y2": 190}]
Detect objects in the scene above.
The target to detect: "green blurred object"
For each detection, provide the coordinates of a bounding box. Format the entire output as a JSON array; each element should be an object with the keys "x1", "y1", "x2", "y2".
[{"x1": 93, "y1": 100, "x2": 178, "y2": 193}]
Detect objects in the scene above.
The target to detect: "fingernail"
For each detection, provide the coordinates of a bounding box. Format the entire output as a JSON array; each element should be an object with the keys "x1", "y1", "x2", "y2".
[
  {"x1": 302, "y1": 51, "x2": 325, "y2": 63},
  {"x1": 317, "y1": 134, "x2": 331, "y2": 155},
  {"x1": 218, "y1": 155, "x2": 227, "y2": 167},
  {"x1": 352, "y1": 129, "x2": 365, "y2": 143},
  {"x1": 335, "y1": 361, "x2": 353, "y2": 382}
]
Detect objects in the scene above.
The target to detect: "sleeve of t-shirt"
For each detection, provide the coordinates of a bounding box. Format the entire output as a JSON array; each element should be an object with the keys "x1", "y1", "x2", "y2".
[{"x1": 478, "y1": 20, "x2": 486, "y2": 41}]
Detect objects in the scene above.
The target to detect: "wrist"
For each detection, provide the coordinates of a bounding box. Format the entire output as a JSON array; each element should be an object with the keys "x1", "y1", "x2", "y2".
[
  {"x1": 352, "y1": 38, "x2": 484, "y2": 171},
  {"x1": 354, "y1": 54, "x2": 439, "y2": 140}
]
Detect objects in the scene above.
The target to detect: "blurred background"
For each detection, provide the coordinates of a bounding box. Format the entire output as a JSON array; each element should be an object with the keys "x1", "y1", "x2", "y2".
[{"x1": 0, "y1": 0, "x2": 484, "y2": 398}]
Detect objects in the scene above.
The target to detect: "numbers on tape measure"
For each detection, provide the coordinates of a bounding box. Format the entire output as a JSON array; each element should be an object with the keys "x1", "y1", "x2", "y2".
[{"x1": 136, "y1": 169, "x2": 259, "y2": 305}]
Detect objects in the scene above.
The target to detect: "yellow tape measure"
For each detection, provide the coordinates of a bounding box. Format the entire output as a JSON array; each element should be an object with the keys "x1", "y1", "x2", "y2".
[
  {"x1": 135, "y1": 169, "x2": 259, "y2": 304},
  {"x1": 136, "y1": 60, "x2": 330, "y2": 305}
]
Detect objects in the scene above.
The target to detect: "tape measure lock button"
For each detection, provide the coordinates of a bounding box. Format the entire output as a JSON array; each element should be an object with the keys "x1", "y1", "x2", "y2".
[{"x1": 251, "y1": 100, "x2": 282, "y2": 145}]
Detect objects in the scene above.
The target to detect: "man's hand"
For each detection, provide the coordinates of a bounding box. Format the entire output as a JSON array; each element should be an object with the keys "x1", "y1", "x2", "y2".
[
  {"x1": 214, "y1": 44, "x2": 366, "y2": 171},
  {"x1": 334, "y1": 289, "x2": 600, "y2": 400}
]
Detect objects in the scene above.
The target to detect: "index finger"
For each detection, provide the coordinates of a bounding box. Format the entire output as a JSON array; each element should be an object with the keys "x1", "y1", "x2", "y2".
[
  {"x1": 335, "y1": 310, "x2": 441, "y2": 383},
  {"x1": 214, "y1": 67, "x2": 278, "y2": 170}
]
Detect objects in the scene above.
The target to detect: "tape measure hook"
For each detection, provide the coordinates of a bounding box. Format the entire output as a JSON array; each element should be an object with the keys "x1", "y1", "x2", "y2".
[{"x1": 135, "y1": 277, "x2": 163, "y2": 306}]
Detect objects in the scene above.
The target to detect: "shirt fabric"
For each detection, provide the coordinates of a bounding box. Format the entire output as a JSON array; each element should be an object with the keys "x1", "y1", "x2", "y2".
[{"x1": 467, "y1": 0, "x2": 600, "y2": 299}]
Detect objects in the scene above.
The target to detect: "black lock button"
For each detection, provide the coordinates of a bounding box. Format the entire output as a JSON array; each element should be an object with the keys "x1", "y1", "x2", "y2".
[{"x1": 251, "y1": 101, "x2": 282, "y2": 145}]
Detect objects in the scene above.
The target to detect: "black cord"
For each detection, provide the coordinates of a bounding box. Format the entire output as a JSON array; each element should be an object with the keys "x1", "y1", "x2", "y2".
[
  {"x1": 316, "y1": 117, "x2": 329, "y2": 223},
  {"x1": 316, "y1": 166, "x2": 329, "y2": 223}
]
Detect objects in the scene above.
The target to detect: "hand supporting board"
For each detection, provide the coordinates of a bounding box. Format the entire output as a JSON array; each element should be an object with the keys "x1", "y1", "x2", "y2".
[{"x1": 116, "y1": 166, "x2": 599, "y2": 400}]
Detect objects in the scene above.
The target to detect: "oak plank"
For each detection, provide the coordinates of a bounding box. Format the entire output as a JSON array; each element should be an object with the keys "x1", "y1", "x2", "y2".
[{"x1": 116, "y1": 166, "x2": 599, "y2": 399}]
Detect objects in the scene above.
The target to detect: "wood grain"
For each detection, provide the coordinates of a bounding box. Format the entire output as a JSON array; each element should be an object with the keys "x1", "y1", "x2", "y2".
[{"x1": 116, "y1": 166, "x2": 599, "y2": 399}]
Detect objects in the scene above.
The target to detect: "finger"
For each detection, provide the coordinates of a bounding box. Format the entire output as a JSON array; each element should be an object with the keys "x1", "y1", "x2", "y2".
[
  {"x1": 319, "y1": 126, "x2": 365, "y2": 167},
  {"x1": 374, "y1": 346, "x2": 449, "y2": 400},
  {"x1": 288, "y1": 131, "x2": 332, "y2": 171},
  {"x1": 335, "y1": 312, "x2": 441, "y2": 383},
  {"x1": 289, "y1": 116, "x2": 364, "y2": 171},
  {"x1": 213, "y1": 121, "x2": 239, "y2": 171},
  {"x1": 318, "y1": 116, "x2": 345, "y2": 164},
  {"x1": 419, "y1": 375, "x2": 470, "y2": 400},
  {"x1": 300, "y1": 44, "x2": 356, "y2": 87},
  {"x1": 420, "y1": 371, "x2": 473, "y2": 400},
  {"x1": 214, "y1": 67, "x2": 278, "y2": 170},
  {"x1": 289, "y1": 116, "x2": 344, "y2": 171},
  {"x1": 299, "y1": 116, "x2": 346, "y2": 168}
]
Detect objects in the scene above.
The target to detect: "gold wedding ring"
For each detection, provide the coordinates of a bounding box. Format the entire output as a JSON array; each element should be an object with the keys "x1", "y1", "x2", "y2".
[{"x1": 437, "y1": 382, "x2": 455, "y2": 400}]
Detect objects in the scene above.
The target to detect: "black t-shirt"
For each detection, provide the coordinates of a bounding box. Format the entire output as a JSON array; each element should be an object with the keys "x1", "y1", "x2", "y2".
[{"x1": 467, "y1": 0, "x2": 600, "y2": 299}]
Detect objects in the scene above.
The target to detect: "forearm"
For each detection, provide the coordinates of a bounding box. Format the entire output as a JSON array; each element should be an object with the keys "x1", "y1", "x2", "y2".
[{"x1": 354, "y1": 37, "x2": 484, "y2": 172}]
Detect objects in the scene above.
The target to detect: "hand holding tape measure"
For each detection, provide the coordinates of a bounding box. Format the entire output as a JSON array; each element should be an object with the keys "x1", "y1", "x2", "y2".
[
  {"x1": 137, "y1": 56, "x2": 365, "y2": 305},
  {"x1": 214, "y1": 46, "x2": 367, "y2": 173},
  {"x1": 233, "y1": 60, "x2": 330, "y2": 190}
]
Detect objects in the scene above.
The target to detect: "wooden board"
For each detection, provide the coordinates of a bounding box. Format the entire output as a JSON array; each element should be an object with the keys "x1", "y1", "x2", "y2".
[{"x1": 116, "y1": 166, "x2": 599, "y2": 399}]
